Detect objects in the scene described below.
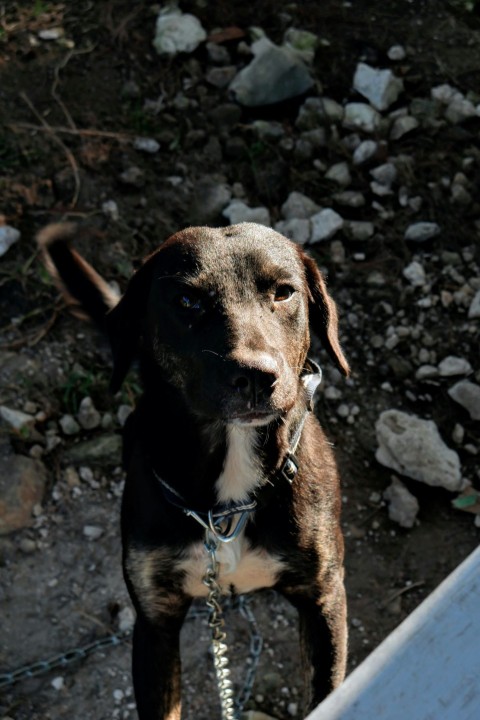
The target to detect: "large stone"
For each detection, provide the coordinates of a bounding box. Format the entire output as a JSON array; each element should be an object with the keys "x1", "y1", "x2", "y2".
[
  {"x1": 448, "y1": 381, "x2": 480, "y2": 420},
  {"x1": 0, "y1": 452, "x2": 47, "y2": 534},
  {"x1": 404, "y1": 222, "x2": 441, "y2": 242},
  {"x1": 281, "y1": 191, "x2": 320, "y2": 220},
  {"x1": 343, "y1": 103, "x2": 382, "y2": 133},
  {"x1": 310, "y1": 209, "x2": 344, "y2": 243},
  {"x1": 274, "y1": 218, "x2": 310, "y2": 245},
  {"x1": 63, "y1": 434, "x2": 122, "y2": 464},
  {"x1": 153, "y1": 9, "x2": 206, "y2": 56},
  {"x1": 375, "y1": 410, "x2": 462, "y2": 491},
  {"x1": 353, "y1": 63, "x2": 404, "y2": 111},
  {"x1": 229, "y1": 37, "x2": 313, "y2": 107}
]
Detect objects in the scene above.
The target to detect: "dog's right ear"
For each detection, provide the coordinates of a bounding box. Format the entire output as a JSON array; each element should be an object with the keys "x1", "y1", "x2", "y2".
[{"x1": 106, "y1": 255, "x2": 157, "y2": 393}]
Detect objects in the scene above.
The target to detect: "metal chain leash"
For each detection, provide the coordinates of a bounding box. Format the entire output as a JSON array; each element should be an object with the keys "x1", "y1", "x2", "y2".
[
  {"x1": 204, "y1": 531, "x2": 238, "y2": 720},
  {"x1": 0, "y1": 632, "x2": 130, "y2": 690}
]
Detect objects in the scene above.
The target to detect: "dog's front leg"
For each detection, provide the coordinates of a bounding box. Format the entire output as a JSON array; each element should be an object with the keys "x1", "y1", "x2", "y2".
[
  {"x1": 282, "y1": 575, "x2": 347, "y2": 713},
  {"x1": 132, "y1": 602, "x2": 190, "y2": 720}
]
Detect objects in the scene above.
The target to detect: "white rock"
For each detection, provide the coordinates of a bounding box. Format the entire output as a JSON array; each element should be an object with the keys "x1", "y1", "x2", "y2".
[
  {"x1": 133, "y1": 137, "x2": 160, "y2": 153},
  {"x1": 445, "y1": 98, "x2": 476, "y2": 124},
  {"x1": 403, "y1": 260, "x2": 426, "y2": 287},
  {"x1": 117, "y1": 404, "x2": 133, "y2": 426},
  {"x1": 370, "y1": 181, "x2": 393, "y2": 197},
  {"x1": 452, "y1": 423, "x2": 465, "y2": 444},
  {"x1": 283, "y1": 28, "x2": 318, "y2": 64},
  {"x1": 353, "y1": 63, "x2": 404, "y2": 111},
  {"x1": 321, "y1": 97, "x2": 345, "y2": 123},
  {"x1": 387, "y1": 45, "x2": 406, "y2": 61},
  {"x1": 38, "y1": 28, "x2": 64, "y2": 41},
  {"x1": 102, "y1": 200, "x2": 120, "y2": 221},
  {"x1": 0, "y1": 225, "x2": 20, "y2": 257},
  {"x1": 431, "y1": 84, "x2": 460, "y2": 104},
  {"x1": 325, "y1": 162, "x2": 351, "y2": 186},
  {"x1": 117, "y1": 606, "x2": 136, "y2": 633},
  {"x1": 0, "y1": 405, "x2": 34, "y2": 431},
  {"x1": 333, "y1": 190, "x2": 366, "y2": 207},
  {"x1": 384, "y1": 477, "x2": 419, "y2": 528},
  {"x1": 51, "y1": 675, "x2": 65, "y2": 690},
  {"x1": 222, "y1": 200, "x2": 271, "y2": 226},
  {"x1": 375, "y1": 410, "x2": 462, "y2": 491},
  {"x1": 229, "y1": 37, "x2": 314, "y2": 107},
  {"x1": 352, "y1": 139, "x2": 378, "y2": 164},
  {"x1": 281, "y1": 191, "x2": 320, "y2": 219},
  {"x1": 370, "y1": 163, "x2": 397, "y2": 187},
  {"x1": 274, "y1": 219, "x2": 310, "y2": 245},
  {"x1": 468, "y1": 290, "x2": 480, "y2": 319},
  {"x1": 83, "y1": 525, "x2": 104, "y2": 540},
  {"x1": 438, "y1": 356, "x2": 473, "y2": 377},
  {"x1": 415, "y1": 365, "x2": 439, "y2": 380},
  {"x1": 310, "y1": 209, "x2": 344, "y2": 243},
  {"x1": 153, "y1": 9, "x2": 206, "y2": 56},
  {"x1": 343, "y1": 103, "x2": 382, "y2": 133},
  {"x1": 59, "y1": 414, "x2": 80, "y2": 435},
  {"x1": 404, "y1": 222, "x2": 441, "y2": 242},
  {"x1": 390, "y1": 115, "x2": 419, "y2": 139},
  {"x1": 347, "y1": 221, "x2": 375, "y2": 240},
  {"x1": 77, "y1": 397, "x2": 101, "y2": 430},
  {"x1": 448, "y1": 381, "x2": 480, "y2": 420}
]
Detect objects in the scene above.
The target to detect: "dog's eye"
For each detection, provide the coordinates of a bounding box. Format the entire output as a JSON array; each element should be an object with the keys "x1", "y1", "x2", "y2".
[
  {"x1": 177, "y1": 293, "x2": 203, "y2": 312},
  {"x1": 274, "y1": 284, "x2": 295, "y2": 302}
]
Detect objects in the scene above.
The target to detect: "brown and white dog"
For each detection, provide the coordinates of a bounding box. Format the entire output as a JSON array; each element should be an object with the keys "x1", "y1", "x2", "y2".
[{"x1": 38, "y1": 222, "x2": 349, "y2": 720}]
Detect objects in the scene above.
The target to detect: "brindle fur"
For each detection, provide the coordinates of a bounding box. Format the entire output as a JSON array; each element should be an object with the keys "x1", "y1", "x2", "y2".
[{"x1": 38, "y1": 222, "x2": 349, "y2": 719}]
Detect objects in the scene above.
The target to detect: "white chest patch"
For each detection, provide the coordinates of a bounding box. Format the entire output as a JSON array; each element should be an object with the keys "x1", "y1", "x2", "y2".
[
  {"x1": 180, "y1": 534, "x2": 285, "y2": 597},
  {"x1": 215, "y1": 425, "x2": 263, "y2": 503}
]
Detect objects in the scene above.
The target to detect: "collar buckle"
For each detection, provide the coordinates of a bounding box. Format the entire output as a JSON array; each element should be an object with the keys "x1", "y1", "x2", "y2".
[{"x1": 280, "y1": 452, "x2": 299, "y2": 484}]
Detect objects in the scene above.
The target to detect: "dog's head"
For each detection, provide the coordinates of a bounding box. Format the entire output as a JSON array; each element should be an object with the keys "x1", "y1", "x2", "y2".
[{"x1": 108, "y1": 223, "x2": 349, "y2": 424}]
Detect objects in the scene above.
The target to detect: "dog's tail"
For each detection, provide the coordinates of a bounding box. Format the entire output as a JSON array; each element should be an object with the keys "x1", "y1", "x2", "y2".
[{"x1": 37, "y1": 223, "x2": 120, "y2": 327}]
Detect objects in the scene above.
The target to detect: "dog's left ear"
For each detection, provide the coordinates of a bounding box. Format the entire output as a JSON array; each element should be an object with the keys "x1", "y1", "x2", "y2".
[
  {"x1": 299, "y1": 250, "x2": 350, "y2": 377},
  {"x1": 106, "y1": 254, "x2": 157, "y2": 392}
]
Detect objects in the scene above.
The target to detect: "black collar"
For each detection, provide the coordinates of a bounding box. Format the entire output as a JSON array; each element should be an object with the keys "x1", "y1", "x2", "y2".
[{"x1": 153, "y1": 359, "x2": 322, "y2": 538}]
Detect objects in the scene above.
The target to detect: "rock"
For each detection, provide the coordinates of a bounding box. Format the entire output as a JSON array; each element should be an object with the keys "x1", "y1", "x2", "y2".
[
  {"x1": 206, "y1": 66, "x2": 237, "y2": 88},
  {"x1": 384, "y1": 477, "x2": 419, "y2": 528},
  {"x1": 117, "y1": 405, "x2": 133, "y2": 427},
  {"x1": 343, "y1": 103, "x2": 382, "y2": 133},
  {"x1": 387, "y1": 45, "x2": 406, "y2": 61},
  {"x1": 206, "y1": 41, "x2": 231, "y2": 65},
  {"x1": 119, "y1": 166, "x2": 145, "y2": 188},
  {"x1": 403, "y1": 260, "x2": 426, "y2": 287},
  {"x1": 281, "y1": 191, "x2": 320, "y2": 220},
  {"x1": 51, "y1": 676, "x2": 65, "y2": 690},
  {"x1": 229, "y1": 37, "x2": 313, "y2": 107},
  {"x1": 0, "y1": 453, "x2": 47, "y2": 534},
  {"x1": 370, "y1": 162, "x2": 397, "y2": 188},
  {"x1": 0, "y1": 225, "x2": 20, "y2": 257},
  {"x1": 38, "y1": 28, "x2": 64, "y2": 41},
  {"x1": 375, "y1": 410, "x2": 462, "y2": 491},
  {"x1": 390, "y1": 115, "x2": 419, "y2": 139},
  {"x1": 117, "y1": 606, "x2": 136, "y2": 633},
  {"x1": 353, "y1": 63, "x2": 404, "y2": 111},
  {"x1": 283, "y1": 27, "x2": 318, "y2": 64},
  {"x1": 404, "y1": 222, "x2": 441, "y2": 242},
  {"x1": 77, "y1": 397, "x2": 101, "y2": 430},
  {"x1": 102, "y1": 200, "x2": 120, "y2": 221},
  {"x1": 352, "y1": 139, "x2": 378, "y2": 164},
  {"x1": 450, "y1": 183, "x2": 472, "y2": 205},
  {"x1": 0, "y1": 406, "x2": 35, "y2": 431},
  {"x1": 468, "y1": 290, "x2": 480, "y2": 319},
  {"x1": 133, "y1": 137, "x2": 160, "y2": 154},
  {"x1": 333, "y1": 190, "x2": 366, "y2": 208},
  {"x1": 445, "y1": 97, "x2": 476, "y2": 124},
  {"x1": 153, "y1": 8, "x2": 206, "y2": 56},
  {"x1": 83, "y1": 525, "x2": 104, "y2": 540},
  {"x1": 63, "y1": 434, "x2": 122, "y2": 464},
  {"x1": 59, "y1": 414, "x2": 80, "y2": 435},
  {"x1": 310, "y1": 209, "x2": 344, "y2": 243},
  {"x1": 415, "y1": 365, "x2": 439, "y2": 380},
  {"x1": 448, "y1": 381, "x2": 480, "y2": 420},
  {"x1": 274, "y1": 219, "x2": 310, "y2": 245},
  {"x1": 325, "y1": 162, "x2": 351, "y2": 186},
  {"x1": 431, "y1": 84, "x2": 460, "y2": 104},
  {"x1": 252, "y1": 120, "x2": 285, "y2": 140},
  {"x1": 438, "y1": 356, "x2": 473, "y2": 377},
  {"x1": 346, "y1": 220, "x2": 375, "y2": 240},
  {"x1": 222, "y1": 200, "x2": 270, "y2": 226}
]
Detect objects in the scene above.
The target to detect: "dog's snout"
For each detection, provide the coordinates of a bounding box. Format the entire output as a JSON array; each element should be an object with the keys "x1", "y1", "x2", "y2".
[{"x1": 230, "y1": 366, "x2": 278, "y2": 399}]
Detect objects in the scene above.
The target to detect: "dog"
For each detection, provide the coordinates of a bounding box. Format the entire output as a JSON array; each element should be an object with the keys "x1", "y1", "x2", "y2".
[{"x1": 38, "y1": 221, "x2": 349, "y2": 720}]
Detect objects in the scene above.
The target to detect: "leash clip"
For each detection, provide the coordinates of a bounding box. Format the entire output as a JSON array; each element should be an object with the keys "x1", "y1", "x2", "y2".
[{"x1": 280, "y1": 452, "x2": 299, "y2": 484}]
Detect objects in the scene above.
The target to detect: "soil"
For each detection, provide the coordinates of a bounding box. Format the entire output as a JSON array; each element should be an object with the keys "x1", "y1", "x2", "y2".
[{"x1": 0, "y1": 2, "x2": 479, "y2": 719}]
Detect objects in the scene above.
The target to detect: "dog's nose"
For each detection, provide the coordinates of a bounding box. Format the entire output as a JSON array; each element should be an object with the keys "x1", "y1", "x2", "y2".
[{"x1": 228, "y1": 360, "x2": 279, "y2": 401}]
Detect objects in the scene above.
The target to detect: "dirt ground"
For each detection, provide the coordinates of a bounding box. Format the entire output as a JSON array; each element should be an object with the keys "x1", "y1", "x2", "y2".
[{"x1": 0, "y1": 1, "x2": 479, "y2": 719}]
